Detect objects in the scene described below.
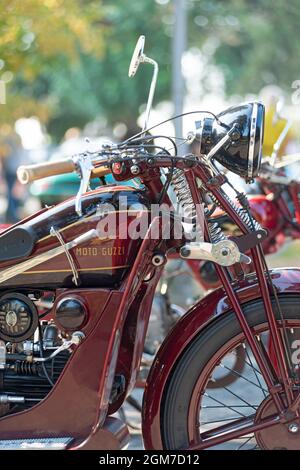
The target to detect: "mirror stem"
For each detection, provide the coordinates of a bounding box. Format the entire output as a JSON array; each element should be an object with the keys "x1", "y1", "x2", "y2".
[{"x1": 142, "y1": 57, "x2": 159, "y2": 134}]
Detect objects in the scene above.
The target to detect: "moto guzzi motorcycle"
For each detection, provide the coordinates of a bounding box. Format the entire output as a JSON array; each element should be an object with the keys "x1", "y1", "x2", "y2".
[{"x1": 0, "y1": 36, "x2": 300, "y2": 451}]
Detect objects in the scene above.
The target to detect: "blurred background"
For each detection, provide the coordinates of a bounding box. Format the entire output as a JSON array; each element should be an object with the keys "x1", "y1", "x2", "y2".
[{"x1": 1, "y1": 0, "x2": 300, "y2": 269}]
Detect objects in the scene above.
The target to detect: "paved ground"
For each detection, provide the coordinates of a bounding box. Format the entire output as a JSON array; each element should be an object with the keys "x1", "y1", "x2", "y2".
[{"x1": 123, "y1": 389, "x2": 144, "y2": 450}]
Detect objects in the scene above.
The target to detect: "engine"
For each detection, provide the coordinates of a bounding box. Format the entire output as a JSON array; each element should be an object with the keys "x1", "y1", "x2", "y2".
[{"x1": 0, "y1": 292, "x2": 70, "y2": 418}]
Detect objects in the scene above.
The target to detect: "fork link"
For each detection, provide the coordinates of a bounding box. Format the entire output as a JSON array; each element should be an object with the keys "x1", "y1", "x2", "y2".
[
  {"x1": 182, "y1": 207, "x2": 251, "y2": 266},
  {"x1": 180, "y1": 240, "x2": 251, "y2": 266}
]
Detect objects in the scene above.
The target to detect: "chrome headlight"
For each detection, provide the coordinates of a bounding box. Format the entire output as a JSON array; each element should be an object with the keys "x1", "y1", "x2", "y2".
[{"x1": 195, "y1": 101, "x2": 265, "y2": 180}]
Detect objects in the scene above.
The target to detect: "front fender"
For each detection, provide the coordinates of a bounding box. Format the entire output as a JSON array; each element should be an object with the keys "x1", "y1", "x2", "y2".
[{"x1": 142, "y1": 267, "x2": 300, "y2": 450}]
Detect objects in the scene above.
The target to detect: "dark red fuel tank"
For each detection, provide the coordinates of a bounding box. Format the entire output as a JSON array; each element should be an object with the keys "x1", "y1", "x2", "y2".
[{"x1": 0, "y1": 186, "x2": 150, "y2": 289}]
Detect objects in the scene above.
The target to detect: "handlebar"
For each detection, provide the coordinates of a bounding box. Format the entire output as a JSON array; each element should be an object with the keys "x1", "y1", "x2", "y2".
[
  {"x1": 90, "y1": 165, "x2": 112, "y2": 179},
  {"x1": 17, "y1": 158, "x2": 111, "y2": 184},
  {"x1": 17, "y1": 159, "x2": 75, "y2": 184}
]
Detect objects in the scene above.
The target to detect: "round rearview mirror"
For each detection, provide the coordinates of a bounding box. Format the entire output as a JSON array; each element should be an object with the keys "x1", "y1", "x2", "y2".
[{"x1": 128, "y1": 36, "x2": 145, "y2": 78}]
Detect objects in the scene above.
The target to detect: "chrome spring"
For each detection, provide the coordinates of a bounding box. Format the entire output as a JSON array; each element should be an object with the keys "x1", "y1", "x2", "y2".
[
  {"x1": 171, "y1": 169, "x2": 204, "y2": 241},
  {"x1": 208, "y1": 221, "x2": 227, "y2": 243},
  {"x1": 171, "y1": 169, "x2": 198, "y2": 236},
  {"x1": 209, "y1": 189, "x2": 262, "y2": 232},
  {"x1": 203, "y1": 207, "x2": 227, "y2": 243}
]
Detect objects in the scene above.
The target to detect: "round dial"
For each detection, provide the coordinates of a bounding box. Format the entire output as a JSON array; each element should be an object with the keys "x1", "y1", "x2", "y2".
[{"x1": 0, "y1": 293, "x2": 38, "y2": 342}]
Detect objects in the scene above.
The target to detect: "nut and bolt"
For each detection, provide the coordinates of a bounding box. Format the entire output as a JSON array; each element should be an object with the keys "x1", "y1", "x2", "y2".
[
  {"x1": 152, "y1": 254, "x2": 166, "y2": 266},
  {"x1": 288, "y1": 423, "x2": 299, "y2": 434},
  {"x1": 130, "y1": 165, "x2": 140, "y2": 175}
]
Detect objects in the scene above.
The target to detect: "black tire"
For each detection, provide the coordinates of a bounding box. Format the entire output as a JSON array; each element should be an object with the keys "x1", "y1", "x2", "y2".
[{"x1": 161, "y1": 294, "x2": 300, "y2": 450}]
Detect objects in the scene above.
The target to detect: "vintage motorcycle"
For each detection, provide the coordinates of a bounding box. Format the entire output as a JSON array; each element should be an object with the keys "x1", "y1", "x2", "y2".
[{"x1": 0, "y1": 36, "x2": 300, "y2": 451}]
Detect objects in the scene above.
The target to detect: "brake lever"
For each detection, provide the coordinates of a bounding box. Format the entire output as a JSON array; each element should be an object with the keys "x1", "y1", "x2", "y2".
[
  {"x1": 73, "y1": 153, "x2": 94, "y2": 216},
  {"x1": 72, "y1": 143, "x2": 131, "y2": 216}
]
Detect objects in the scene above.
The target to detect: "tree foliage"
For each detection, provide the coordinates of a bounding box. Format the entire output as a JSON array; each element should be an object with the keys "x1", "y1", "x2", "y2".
[
  {"x1": 189, "y1": 0, "x2": 300, "y2": 96},
  {"x1": 1, "y1": 0, "x2": 300, "y2": 140},
  {"x1": 46, "y1": 0, "x2": 175, "y2": 139},
  {"x1": 0, "y1": 0, "x2": 105, "y2": 75},
  {"x1": 0, "y1": 0, "x2": 105, "y2": 129}
]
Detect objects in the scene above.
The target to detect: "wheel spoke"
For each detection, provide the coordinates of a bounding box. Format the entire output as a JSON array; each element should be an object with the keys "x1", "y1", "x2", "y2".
[
  {"x1": 244, "y1": 345, "x2": 268, "y2": 397},
  {"x1": 236, "y1": 436, "x2": 254, "y2": 450},
  {"x1": 222, "y1": 386, "x2": 260, "y2": 411},
  {"x1": 203, "y1": 392, "x2": 249, "y2": 418},
  {"x1": 219, "y1": 362, "x2": 268, "y2": 393},
  {"x1": 200, "y1": 413, "x2": 255, "y2": 437}
]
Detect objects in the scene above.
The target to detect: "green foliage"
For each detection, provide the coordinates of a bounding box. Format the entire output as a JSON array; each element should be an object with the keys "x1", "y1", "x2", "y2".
[
  {"x1": 0, "y1": 0, "x2": 105, "y2": 129},
  {"x1": 1, "y1": 0, "x2": 300, "y2": 140},
  {"x1": 189, "y1": 0, "x2": 300, "y2": 95},
  {"x1": 47, "y1": 0, "x2": 174, "y2": 140}
]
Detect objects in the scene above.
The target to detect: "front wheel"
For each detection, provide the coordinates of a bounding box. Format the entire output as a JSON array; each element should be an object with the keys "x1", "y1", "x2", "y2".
[{"x1": 161, "y1": 295, "x2": 300, "y2": 450}]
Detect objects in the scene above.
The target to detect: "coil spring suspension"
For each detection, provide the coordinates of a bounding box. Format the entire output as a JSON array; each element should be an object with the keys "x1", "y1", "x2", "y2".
[
  {"x1": 209, "y1": 189, "x2": 261, "y2": 232},
  {"x1": 206, "y1": 217, "x2": 227, "y2": 244},
  {"x1": 203, "y1": 203, "x2": 228, "y2": 243},
  {"x1": 171, "y1": 169, "x2": 198, "y2": 235}
]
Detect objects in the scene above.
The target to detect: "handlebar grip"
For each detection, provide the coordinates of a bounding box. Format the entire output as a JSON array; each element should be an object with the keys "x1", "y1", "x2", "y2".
[
  {"x1": 90, "y1": 166, "x2": 111, "y2": 179},
  {"x1": 17, "y1": 159, "x2": 76, "y2": 184}
]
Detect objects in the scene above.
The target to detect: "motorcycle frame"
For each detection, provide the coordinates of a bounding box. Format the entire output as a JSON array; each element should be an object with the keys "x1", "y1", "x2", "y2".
[
  {"x1": 257, "y1": 176, "x2": 300, "y2": 242},
  {"x1": 143, "y1": 268, "x2": 300, "y2": 449},
  {"x1": 254, "y1": 177, "x2": 300, "y2": 244},
  {"x1": 125, "y1": 154, "x2": 300, "y2": 421}
]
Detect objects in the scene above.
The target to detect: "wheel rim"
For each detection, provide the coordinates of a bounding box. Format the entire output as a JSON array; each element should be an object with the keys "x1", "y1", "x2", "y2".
[{"x1": 187, "y1": 319, "x2": 300, "y2": 450}]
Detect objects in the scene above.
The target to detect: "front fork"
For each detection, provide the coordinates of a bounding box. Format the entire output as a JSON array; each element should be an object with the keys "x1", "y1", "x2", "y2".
[
  {"x1": 186, "y1": 169, "x2": 299, "y2": 419},
  {"x1": 213, "y1": 251, "x2": 294, "y2": 417}
]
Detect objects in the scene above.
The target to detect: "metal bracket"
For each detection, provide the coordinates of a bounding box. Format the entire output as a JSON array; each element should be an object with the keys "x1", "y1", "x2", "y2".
[
  {"x1": 206, "y1": 133, "x2": 232, "y2": 161},
  {"x1": 50, "y1": 227, "x2": 79, "y2": 286},
  {"x1": 230, "y1": 229, "x2": 268, "y2": 253}
]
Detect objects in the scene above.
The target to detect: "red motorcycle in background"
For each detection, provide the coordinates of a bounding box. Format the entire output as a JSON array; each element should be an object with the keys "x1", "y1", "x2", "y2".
[{"x1": 0, "y1": 36, "x2": 300, "y2": 451}]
